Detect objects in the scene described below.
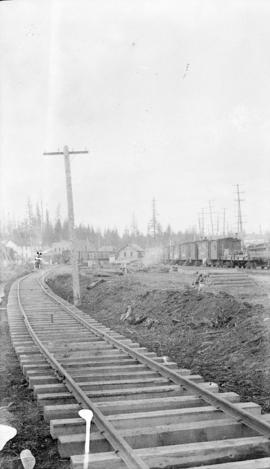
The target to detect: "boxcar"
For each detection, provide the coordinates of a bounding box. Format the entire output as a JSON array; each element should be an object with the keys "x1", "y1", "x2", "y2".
[
  {"x1": 166, "y1": 237, "x2": 243, "y2": 266},
  {"x1": 190, "y1": 242, "x2": 198, "y2": 261},
  {"x1": 207, "y1": 237, "x2": 242, "y2": 265},
  {"x1": 179, "y1": 242, "x2": 189, "y2": 261},
  {"x1": 197, "y1": 239, "x2": 209, "y2": 262},
  {"x1": 210, "y1": 240, "x2": 218, "y2": 260},
  {"x1": 179, "y1": 241, "x2": 198, "y2": 264},
  {"x1": 218, "y1": 237, "x2": 241, "y2": 261}
]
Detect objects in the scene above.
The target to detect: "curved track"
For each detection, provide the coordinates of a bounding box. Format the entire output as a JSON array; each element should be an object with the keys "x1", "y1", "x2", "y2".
[{"x1": 7, "y1": 270, "x2": 270, "y2": 468}]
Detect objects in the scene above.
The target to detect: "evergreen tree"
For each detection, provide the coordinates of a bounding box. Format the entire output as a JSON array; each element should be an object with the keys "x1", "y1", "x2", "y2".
[
  {"x1": 43, "y1": 209, "x2": 54, "y2": 245},
  {"x1": 54, "y1": 219, "x2": 62, "y2": 242}
]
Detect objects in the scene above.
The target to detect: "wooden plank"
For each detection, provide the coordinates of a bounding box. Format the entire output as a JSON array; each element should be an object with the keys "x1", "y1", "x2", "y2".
[
  {"x1": 46, "y1": 392, "x2": 237, "y2": 426},
  {"x1": 108, "y1": 402, "x2": 261, "y2": 430},
  {"x1": 50, "y1": 403, "x2": 259, "y2": 438},
  {"x1": 58, "y1": 417, "x2": 257, "y2": 457},
  {"x1": 96, "y1": 392, "x2": 240, "y2": 415},
  {"x1": 71, "y1": 437, "x2": 270, "y2": 469},
  {"x1": 44, "y1": 403, "x2": 80, "y2": 423},
  {"x1": 83, "y1": 383, "x2": 218, "y2": 402},
  {"x1": 190, "y1": 459, "x2": 270, "y2": 468}
]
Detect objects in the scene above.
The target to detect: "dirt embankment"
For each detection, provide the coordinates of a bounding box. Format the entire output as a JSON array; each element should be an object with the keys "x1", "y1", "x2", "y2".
[
  {"x1": 48, "y1": 272, "x2": 270, "y2": 413},
  {"x1": 0, "y1": 272, "x2": 69, "y2": 469}
]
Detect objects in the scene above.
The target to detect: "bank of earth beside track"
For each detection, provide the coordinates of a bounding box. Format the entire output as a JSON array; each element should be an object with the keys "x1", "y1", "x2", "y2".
[{"x1": 48, "y1": 270, "x2": 270, "y2": 413}]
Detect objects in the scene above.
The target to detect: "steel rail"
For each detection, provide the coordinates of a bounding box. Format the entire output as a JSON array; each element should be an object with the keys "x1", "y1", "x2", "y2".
[
  {"x1": 40, "y1": 270, "x2": 270, "y2": 440},
  {"x1": 16, "y1": 275, "x2": 149, "y2": 469}
]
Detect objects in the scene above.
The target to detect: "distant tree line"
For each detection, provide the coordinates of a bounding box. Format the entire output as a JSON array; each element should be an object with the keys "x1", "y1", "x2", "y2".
[{"x1": 0, "y1": 200, "x2": 210, "y2": 250}]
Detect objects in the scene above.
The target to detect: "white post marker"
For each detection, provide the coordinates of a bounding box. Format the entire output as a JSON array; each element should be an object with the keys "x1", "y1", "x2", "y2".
[
  {"x1": 0, "y1": 424, "x2": 17, "y2": 451},
  {"x1": 79, "y1": 409, "x2": 94, "y2": 468},
  {"x1": 20, "y1": 449, "x2": 36, "y2": 468}
]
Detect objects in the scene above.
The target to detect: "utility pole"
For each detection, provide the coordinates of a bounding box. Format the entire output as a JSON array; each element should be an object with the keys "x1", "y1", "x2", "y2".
[
  {"x1": 148, "y1": 198, "x2": 159, "y2": 240},
  {"x1": 216, "y1": 214, "x2": 220, "y2": 236},
  {"x1": 201, "y1": 208, "x2": 205, "y2": 237},
  {"x1": 43, "y1": 145, "x2": 88, "y2": 306},
  {"x1": 222, "y1": 208, "x2": 226, "y2": 237},
  {"x1": 198, "y1": 213, "x2": 201, "y2": 237},
  {"x1": 198, "y1": 208, "x2": 205, "y2": 238},
  {"x1": 208, "y1": 201, "x2": 214, "y2": 237},
  {"x1": 235, "y1": 184, "x2": 244, "y2": 237}
]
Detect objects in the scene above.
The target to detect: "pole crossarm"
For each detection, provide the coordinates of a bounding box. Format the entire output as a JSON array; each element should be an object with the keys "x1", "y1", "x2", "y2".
[{"x1": 43, "y1": 150, "x2": 88, "y2": 156}]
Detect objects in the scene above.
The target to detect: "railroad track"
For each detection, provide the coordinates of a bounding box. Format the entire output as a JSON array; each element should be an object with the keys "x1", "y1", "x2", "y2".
[{"x1": 7, "y1": 270, "x2": 270, "y2": 468}]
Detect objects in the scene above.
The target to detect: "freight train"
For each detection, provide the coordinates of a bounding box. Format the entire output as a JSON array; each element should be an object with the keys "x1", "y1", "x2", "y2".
[
  {"x1": 164, "y1": 237, "x2": 270, "y2": 268},
  {"x1": 165, "y1": 237, "x2": 270, "y2": 268}
]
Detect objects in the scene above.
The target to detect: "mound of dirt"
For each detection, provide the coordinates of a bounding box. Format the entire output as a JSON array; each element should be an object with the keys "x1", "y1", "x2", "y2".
[{"x1": 48, "y1": 272, "x2": 270, "y2": 411}]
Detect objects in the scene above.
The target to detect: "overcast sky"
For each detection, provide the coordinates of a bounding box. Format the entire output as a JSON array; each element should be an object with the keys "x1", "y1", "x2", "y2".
[{"x1": 1, "y1": 0, "x2": 270, "y2": 234}]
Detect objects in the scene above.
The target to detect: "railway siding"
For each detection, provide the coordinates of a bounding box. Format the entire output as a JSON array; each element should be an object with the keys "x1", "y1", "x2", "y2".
[{"x1": 6, "y1": 270, "x2": 270, "y2": 468}]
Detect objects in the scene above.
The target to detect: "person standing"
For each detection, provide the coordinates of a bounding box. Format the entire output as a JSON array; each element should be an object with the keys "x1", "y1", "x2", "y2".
[{"x1": 34, "y1": 251, "x2": 42, "y2": 269}]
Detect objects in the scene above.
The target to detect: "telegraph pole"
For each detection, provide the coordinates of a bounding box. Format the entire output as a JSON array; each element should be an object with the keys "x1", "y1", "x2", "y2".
[
  {"x1": 201, "y1": 208, "x2": 205, "y2": 237},
  {"x1": 222, "y1": 208, "x2": 227, "y2": 236},
  {"x1": 235, "y1": 184, "x2": 244, "y2": 237},
  {"x1": 208, "y1": 201, "x2": 214, "y2": 237},
  {"x1": 198, "y1": 213, "x2": 202, "y2": 237},
  {"x1": 43, "y1": 145, "x2": 88, "y2": 306},
  {"x1": 148, "y1": 197, "x2": 159, "y2": 240},
  {"x1": 216, "y1": 214, "x2": 220, "y2": 236}
]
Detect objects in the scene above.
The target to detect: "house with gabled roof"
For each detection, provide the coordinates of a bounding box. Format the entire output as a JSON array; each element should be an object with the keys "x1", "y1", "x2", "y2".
[{"x1": 117, "y1": 244, "x2": 145, "y2": 263}]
